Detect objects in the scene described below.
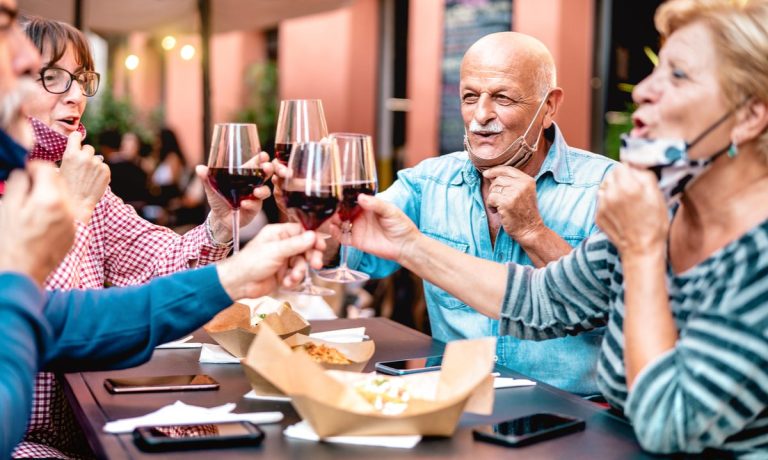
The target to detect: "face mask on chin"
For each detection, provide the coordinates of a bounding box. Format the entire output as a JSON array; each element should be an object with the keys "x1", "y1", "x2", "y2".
[
  {"x1": 29, "y1": 117, "x2": 87, "y2": 163},
  {"x1": 465, "y1": 91, "x2": 549, "y2": 172},
  {"x1": 619, "y1": 107, "x2": 739, "y2": 205}
]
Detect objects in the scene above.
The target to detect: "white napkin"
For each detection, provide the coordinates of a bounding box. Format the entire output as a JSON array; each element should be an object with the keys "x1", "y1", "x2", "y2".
[
  {"x1": 155, "y1": 335, "x2": 203, "y2": 349},
  {"x1": 103, "y1": 401, "x2": 283, "y2": 433},
  {"x1": 494, "y1": 377, "x2": 537, "y2": 389},
  {"x1": 309, "y1": 327, "x2": 368, "y2": 343},
  {"x1": 284, "y1": 420, "x2": 421, "y2": 448},
  {"x1": 243, "y1": 389, "x2": 291, "y2": 402},
  {"x1": 199, "y1": 344, "x2": 241, "y2": 364}
]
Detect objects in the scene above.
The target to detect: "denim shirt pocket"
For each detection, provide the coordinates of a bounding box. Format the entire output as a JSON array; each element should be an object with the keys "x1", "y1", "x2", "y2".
[{"x1": 422, "y1": 231, "x2": 472, "y2": 311}]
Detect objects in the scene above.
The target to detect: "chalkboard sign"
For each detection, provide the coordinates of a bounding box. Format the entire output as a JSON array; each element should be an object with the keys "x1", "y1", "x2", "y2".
[{"x1": 439, "y1": 0, "x2": 512, "y2": 155}]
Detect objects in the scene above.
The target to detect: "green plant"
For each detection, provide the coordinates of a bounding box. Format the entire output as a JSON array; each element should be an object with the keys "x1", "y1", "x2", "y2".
[{"x1": 235, "y1": 60, "x2": 278, "y2": 143}]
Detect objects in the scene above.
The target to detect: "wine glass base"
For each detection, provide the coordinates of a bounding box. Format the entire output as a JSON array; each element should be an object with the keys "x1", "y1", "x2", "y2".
[
  {"x1": 280, "y1": 284, "x2": 336, "y2": 297},
  {"x1": 316, "y1": 267, "x2": 370, "y2": 283}
]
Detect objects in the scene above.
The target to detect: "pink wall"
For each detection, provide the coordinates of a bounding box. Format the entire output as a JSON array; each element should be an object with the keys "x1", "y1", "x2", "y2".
[
  {"x1": 515, "y1": 0, "x2": 595, "y2": 151},
  {"x1": 404, "y1": 0, "x2": 444, "y2": 167},
  {"x1": 279, "y1": 0, "x2": 378, "y2": 139},
  {"x1": 165, "y1": 34, "x2": 202, "y2": 164}
]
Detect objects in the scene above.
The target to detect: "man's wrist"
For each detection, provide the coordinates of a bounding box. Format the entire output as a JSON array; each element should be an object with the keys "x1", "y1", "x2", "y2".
[{"x1": 513, "y1": 220, "x2": 549, "y2": 248}]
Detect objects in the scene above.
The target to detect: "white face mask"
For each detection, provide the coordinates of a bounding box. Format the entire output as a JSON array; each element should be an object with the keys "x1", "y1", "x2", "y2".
[
  {"x1": 464, "y1": 91, "x2": 549, "y2": 172},
  {"x1": 619, "y1": 108, "x2": 738, "y2": 205}
]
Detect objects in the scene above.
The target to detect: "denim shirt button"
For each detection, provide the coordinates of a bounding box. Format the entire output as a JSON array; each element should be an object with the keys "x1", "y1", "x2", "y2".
[{"x1": 493, "y1": 355, "x2": 499, "y2": 362}]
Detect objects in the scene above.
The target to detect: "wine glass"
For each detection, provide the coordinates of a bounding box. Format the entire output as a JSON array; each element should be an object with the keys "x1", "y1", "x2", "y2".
[
  {"x1": 282, "y1": 141, "x2": 341, "y2": 296},
  {"x1": 317, "y1": 133, "x2": 378, "y2": 283},
  {"x1": 274, "y1": 99, "x2": 329, "y2": 165},
  {"x1": 207, "y1": 123, "x2": 265, "y2": 253}
]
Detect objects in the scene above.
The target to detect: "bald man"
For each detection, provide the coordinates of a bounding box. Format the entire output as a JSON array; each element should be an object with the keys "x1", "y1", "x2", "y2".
[{"x1": 346, "y1": 32, "x2": 616, "y2": 396}]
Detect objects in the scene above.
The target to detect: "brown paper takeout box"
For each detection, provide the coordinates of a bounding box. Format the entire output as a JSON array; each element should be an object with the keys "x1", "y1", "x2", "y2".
[
  {"x1": 242, "y1": 324, "x2": 496, "y2": 437},
  {"x1": 203, "y1": 300, "x2": 310, "y2": 359},
  {"x1": 242, "y1": 332, "x2": 376, "y2": 399}
]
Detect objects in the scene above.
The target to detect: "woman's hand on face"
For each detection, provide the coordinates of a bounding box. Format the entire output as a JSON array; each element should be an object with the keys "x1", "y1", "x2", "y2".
[
  {"x1": 58, "y1": 132, "x2": 110, "y2": 225},
  {"x1": 596, "y1": 165, "x2": 670, "y2": 257},
  {"x1": 197, "y1": 152, "x2": 274, "y2": 242}
]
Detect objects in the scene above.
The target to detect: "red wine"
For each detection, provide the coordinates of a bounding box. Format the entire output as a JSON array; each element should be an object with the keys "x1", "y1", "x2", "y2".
[
  {"x1": 208, "y1": 167, "x2": 266, "y2": 208},
  {"x1": 274, "y1": 142, "x2": 293, "y2": 166},
  {"x1": 338, "y1": 181, "x2": 377, "y2": 221},
  {"x1": 285, "y1": 190, "x2": 339, "y2": 230}
]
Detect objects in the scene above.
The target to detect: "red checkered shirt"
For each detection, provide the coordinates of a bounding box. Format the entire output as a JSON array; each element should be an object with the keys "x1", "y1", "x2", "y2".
[{"x1": 13, "y1": 119, "x2": 231, "y2": 459}]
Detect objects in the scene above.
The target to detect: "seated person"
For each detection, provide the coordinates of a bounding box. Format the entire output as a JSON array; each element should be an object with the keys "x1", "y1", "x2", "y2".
[{"x1": 340, "y1": 0, "x2": 768, "y2": 456}]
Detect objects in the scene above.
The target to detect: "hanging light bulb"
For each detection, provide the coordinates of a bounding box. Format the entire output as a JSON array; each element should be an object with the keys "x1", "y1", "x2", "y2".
[
  {"x1": 161, "y1": 35, "x2": 177, "y2": 51},
  {"x1": 180, "y1": 44, "x2": 196, "y2": 60},
  {"x1": 124, "y1": 54, "x2": 139, "y2": 70}
]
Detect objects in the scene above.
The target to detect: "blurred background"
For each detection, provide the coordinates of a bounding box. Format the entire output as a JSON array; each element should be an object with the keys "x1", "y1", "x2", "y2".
[{"x1": 19, "y1": 0, "x2": 664, "y2": 329}]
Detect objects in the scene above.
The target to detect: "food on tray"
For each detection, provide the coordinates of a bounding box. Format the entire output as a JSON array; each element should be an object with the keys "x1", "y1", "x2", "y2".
[
  {"x1": 354, "y1": 376, "x2": 411, "y2": 415},
  {"x1": 244, "y1": 297, "x2": 288, "y2": 327},
  {"x1": 294, "y1": 343, "x2": 352, "y2": 365}
]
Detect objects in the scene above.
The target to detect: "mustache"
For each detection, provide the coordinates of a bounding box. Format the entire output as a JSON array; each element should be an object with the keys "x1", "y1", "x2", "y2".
[
  {"x1": 0, "y1": 77, "x2": 36, "y2": 132},
  {"x1": 469, "y1": 119, "x2": 504, "y2": 134}
]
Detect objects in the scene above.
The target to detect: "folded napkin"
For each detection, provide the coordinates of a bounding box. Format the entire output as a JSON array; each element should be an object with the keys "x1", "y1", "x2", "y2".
[
  {"x1": 494, "y1": 377, "x2": 537, "y2": 389},
  {"x1": 199, "y1": 344, "x2": 241, "y2": 364},
  {"x1": 309, "y1": 327, "x2": 368, "y2": 343},
  {"x1": 284, "y1": 420, "x2": 421, "y2": 448},
  {"x1": 155, "y1": 335, "x2": 203, "y2": 349},
  {"x1": 243, "y1": 389, "x2": 291, "y2": 402},
  {"x1": 103, "y1": 401, "x2": 283, "y2": 434}
]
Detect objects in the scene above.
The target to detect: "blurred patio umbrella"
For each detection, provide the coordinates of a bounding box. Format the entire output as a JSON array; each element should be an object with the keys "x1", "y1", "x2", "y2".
[{"x1": 18, "y1": 0, "x2": 351, "y2": 154}]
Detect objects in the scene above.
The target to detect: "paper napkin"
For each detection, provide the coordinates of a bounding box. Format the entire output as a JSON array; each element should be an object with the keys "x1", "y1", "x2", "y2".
[{"x1": 284, "y1": 420, "x2": 421, "y2": 448}]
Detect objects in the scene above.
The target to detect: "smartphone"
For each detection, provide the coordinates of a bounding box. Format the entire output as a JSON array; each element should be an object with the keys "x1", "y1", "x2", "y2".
[
  {"x1": 472, "y1": 413, "x2": 585, "y2": 447},
  {"x1": 375, "y1": 355, "x2": 443, "y2": 375},
  {"x1": 133, "y1": 421, "x2": 264, "y2": 452},
  {"x1": 104, "y1": 374, "x2": 220, "y2": 394}
]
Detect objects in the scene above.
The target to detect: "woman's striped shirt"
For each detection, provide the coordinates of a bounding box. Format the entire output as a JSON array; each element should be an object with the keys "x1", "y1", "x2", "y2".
[{"x1": 500, "y1": 221, "x2": 768, "y2": 457}]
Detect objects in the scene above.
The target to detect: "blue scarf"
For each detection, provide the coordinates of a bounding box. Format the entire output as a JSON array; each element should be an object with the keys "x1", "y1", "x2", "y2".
[{"x1": 0, "y1": 128, "x2": 27, "y2": 180}]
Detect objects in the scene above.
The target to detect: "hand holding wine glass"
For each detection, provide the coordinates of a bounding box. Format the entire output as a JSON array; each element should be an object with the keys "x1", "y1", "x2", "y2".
[
  {"x1": 205, "y1": 123, "x2": 270, "y2": 253},
  {"x1": 281, "y1": 140, "x2": 341, "y2": 296},
  {"x1": 317, "y1": 133, "x2": 378, "y2": 283}
]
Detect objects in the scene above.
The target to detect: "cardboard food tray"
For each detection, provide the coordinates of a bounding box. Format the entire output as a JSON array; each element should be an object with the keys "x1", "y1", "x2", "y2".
[
  {"x1": 242, "y1": 333, "x2": 376, "y2": 399},
  {"x1": 203, "y1": 301, "x2": 310, "y2": 359},
  {"x1": 242, "y1": 324, "x2": 496, "y2": 437}
]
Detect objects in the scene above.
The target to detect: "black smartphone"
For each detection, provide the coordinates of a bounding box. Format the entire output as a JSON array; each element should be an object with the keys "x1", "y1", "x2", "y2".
[
  {"x1": 374, "y1": 355, "x2": 443, "y2": 375},
  {"x1": 104, "y1": 374, "x2": 220, "y2": 394},
  {"x1": 133, "y1": 421, "x2": 264, "y2": 452},
  {"x1": 472, "y1": 413, "x2": 585, "y2": 447}
]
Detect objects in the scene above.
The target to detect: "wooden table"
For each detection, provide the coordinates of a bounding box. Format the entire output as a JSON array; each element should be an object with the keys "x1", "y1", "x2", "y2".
[{"x1": 62, "y1": 318, "x2": 652, "y2": 459}]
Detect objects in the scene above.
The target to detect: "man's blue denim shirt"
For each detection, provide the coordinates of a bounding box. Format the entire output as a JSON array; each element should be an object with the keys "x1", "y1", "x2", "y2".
[{"x1": 348, "y1": 124, "x2": 616, "y2": 395}]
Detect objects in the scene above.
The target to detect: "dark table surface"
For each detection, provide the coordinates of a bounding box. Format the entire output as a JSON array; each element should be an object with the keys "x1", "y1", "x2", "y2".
[{"x1": 62, "y1": 318, "x2": 654, "y2": 459}]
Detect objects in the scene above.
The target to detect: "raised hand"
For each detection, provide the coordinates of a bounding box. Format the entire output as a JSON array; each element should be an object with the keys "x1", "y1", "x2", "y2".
[
  {"x1": 0, "y1": 161, "x2": 75, "y2": 285},
  {"x1": 596, "y1": 165, "x2": 669, "y2": 257},
  {"x1": 58, "y1": 131, "x2": 110, "y2": 224},
  {"x1": 216, "y1": 223, "x2": 325, "y2": 300},
  {"x1": 332, "y1": 194, "x2": 419, "y2": 262}
]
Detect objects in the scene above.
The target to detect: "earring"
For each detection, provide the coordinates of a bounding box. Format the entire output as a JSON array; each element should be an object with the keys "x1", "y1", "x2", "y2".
[{"x1": 728, "y1": 141, "x2": 739, "y2": 158}]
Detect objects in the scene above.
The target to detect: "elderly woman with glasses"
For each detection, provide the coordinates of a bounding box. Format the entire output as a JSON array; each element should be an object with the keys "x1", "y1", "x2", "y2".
[
  {"x1": 341, "y1": 0, "x2": 768, "y2": 456},
  {"x1": 14, "y1": 16, "x2": 273, "y2": 459}
]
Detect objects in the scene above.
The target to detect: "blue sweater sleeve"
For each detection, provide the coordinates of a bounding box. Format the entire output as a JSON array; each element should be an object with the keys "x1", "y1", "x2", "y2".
[
  {"x1": 43, "y1": 265, "x2": 232, "y2": 372},
  {"x1": 0, "y1": 274, "x2": 50, "y2": 458}
]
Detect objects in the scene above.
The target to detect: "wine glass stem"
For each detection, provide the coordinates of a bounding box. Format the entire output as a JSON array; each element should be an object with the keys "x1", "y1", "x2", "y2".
[
  {"x1": 339, "y1": 220, "x2": 353, "y2": 270},
  {"x1": 232, "y1": 208, "x2": 240, "y2": 253}
]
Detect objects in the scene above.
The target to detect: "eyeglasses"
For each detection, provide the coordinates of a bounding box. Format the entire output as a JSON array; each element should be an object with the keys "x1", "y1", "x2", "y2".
[
  {"x1": 38, "y1": 67, "x2": 101, "y2": 97},
  {"x1": 0, "y1": 5, "x2": 18, "y2": 31}
]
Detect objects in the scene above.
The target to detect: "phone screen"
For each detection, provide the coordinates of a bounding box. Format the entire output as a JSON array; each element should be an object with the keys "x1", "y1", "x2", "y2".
[
  {"x1": 375, "y1": 355, "x2": 443, "y2": 375},
  {"x1": 145, "y1": 422, "x2": 254, "y2": 439},
  {"x1": 134, "y1": 422, "x2": 264, "y2": 451},
  {"x1": 104, "y1": 374, "x2": 219, "y2": 393},
  {"x1": 473, "y1": 413, "x2": 585, "y2": 447}
]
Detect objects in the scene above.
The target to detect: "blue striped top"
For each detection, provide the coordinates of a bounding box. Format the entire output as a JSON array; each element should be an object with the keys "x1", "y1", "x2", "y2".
[{"x1": 500, "y1": 221, "x2": 768, "y2": 457}]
